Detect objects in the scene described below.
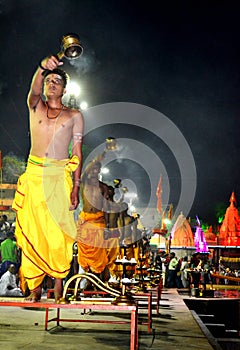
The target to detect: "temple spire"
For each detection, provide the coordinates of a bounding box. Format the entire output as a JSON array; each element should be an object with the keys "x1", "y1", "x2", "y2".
[{"x1": 230, "y1": 191, "x2": 237, "y2": 206}]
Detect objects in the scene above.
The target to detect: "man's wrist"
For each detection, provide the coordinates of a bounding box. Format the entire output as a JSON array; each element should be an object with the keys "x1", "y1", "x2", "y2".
[
  {"x1": 39, "y1": 60, "x2": 47, "y2": 71},
  {"x1": 74, "y1": 179, "x2": 81, "y2": 187}
]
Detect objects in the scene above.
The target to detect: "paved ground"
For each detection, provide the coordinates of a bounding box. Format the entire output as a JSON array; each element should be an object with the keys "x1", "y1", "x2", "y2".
[{"x1": 0, "y1": 288, "x2": 216, "y2": 350}]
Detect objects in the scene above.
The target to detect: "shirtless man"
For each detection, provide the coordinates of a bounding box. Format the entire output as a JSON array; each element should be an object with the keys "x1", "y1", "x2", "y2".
[
  {"x1": 12, "y1": 55, "x2": 84, "y2": 302},
  {"x1": 76, "y1": 160, "x2": 110, "y2": 279}
]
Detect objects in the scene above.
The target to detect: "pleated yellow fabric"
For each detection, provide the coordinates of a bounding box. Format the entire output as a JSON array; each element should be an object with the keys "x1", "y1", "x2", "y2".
[
  {"x1": 12, "y1": 155, "x2": 79, "y2": 291},
  {"x1": 76, "y1": 211, "x2": 108, "y2": 274}
]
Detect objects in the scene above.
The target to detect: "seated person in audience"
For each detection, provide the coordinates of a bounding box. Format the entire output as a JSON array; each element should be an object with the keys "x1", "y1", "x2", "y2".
[{"x1": 0, "y1": 264, "x2": 23, "y2": 297}]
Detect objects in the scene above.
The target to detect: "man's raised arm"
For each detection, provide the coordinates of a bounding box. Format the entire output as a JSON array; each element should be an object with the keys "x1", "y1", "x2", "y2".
[{"x1": 27, "y1": 55, "x2": 63, "y2": 109}]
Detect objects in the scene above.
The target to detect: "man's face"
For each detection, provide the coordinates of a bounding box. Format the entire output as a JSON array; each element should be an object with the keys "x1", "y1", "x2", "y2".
[
  {"x1": 9, "y1": 265, "x2": 15, "y2": 274},
  {"x1": 43, "y1": 73, "x2": 66, "y2": 97}
]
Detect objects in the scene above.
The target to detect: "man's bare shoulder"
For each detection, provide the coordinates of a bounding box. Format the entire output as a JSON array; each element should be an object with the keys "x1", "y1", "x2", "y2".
[
  {"x1": 66, "y1": 106, "x2": 83, "y2": 118},
  {"x1": 65, "y1": 107, "x2": 84, "y2": 131}
]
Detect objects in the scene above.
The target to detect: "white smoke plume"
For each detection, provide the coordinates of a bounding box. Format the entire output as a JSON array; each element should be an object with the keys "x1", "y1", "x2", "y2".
[{"x1": 69, "y1": 38, "x2": 100, "y2": 76}]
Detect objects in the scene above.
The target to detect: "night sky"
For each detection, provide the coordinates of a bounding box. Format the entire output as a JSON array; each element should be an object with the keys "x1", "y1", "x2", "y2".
[{"x1": 0, "y1": 0, "x2": 239, "y2": 226}]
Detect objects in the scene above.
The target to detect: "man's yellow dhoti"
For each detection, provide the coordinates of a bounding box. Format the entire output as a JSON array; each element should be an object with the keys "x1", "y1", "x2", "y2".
[
  {"x1": 76, "y1": 211, "x2": 108, "y2": 274},
  {"x1": 12, "y1": 155, "x2": 79, "y2": 291}
]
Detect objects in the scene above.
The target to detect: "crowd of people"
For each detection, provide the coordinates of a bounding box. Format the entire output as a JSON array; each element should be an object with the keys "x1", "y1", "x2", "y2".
[
  {"x1": 153, "y1": 250, "x2": 215, "y2": 290},
  {"x1": 218, "y1": 262, "x2": 240, "y2": 285}
]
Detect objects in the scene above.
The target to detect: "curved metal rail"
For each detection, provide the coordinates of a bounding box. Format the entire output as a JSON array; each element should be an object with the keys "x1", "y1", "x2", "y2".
[{"x1": 59, "y1": 273, "x2": 121, "y2": 303}]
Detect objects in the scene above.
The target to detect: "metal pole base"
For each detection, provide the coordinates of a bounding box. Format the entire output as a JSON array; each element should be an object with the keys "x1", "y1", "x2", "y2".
[{"x1": 112, "y1": 293, "x2": 136, "y2": 306}]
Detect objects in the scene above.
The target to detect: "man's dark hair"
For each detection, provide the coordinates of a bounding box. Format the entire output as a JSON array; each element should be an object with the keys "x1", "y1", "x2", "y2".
[
  {"x1": 43, "y1": 68, "x2": 69, "y2": 88},
  {"x1": 6, "y1": 231, "x2": 14, "y2": 238}
]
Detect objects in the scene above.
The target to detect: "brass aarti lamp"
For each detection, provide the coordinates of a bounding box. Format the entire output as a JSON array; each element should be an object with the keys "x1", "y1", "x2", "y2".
[{"x1": 57, "y1": 33, "x2": 83, "y2": 60}]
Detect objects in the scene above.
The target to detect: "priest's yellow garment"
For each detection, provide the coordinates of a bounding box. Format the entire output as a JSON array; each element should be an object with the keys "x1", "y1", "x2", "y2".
[
  {"x1": 12, "y1": 154, "x2": 79, "y2": 291},
  {"x1": 76, "y1": 211, "x2": 108, "y2": 274}
]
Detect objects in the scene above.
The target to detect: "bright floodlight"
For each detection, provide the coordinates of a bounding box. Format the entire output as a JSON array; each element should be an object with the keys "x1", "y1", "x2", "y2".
[
  {"x1": 129, "y1": 205, "x2": 136, "y2": 212},
  {"x1": 101, "y1": 167, "x2": 109, "y2": 174},
  {"x1": 80, "y1": 101, "x2": 88, "y2": 110},
  {"x1": 67, "y1": 82, "x2": 81, "y2": 96}
]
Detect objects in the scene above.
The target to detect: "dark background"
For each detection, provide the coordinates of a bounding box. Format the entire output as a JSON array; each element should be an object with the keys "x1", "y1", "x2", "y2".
[{"x1": 0, "y1": 0, "x2": 239, "y2": 225}]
